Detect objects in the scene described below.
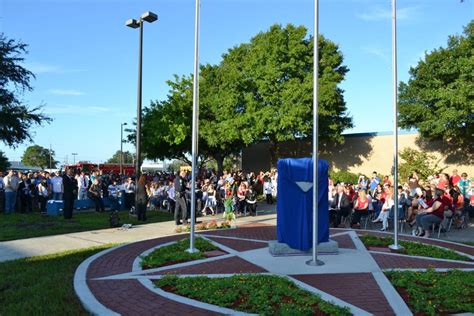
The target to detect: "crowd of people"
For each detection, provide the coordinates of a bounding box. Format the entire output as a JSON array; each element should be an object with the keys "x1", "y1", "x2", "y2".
[
  {"x1": 2, "y1": 165, "x2": 473, "y2": 239},
  {"x1": 329, "y1": 170, "x2": 474, "y2": 238},
  {"x1": 0, "y1": 168, "x2": 279, "y2": 224}
]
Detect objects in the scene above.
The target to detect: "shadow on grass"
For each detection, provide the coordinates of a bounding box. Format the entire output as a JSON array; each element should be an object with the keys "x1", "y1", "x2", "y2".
[
  {"x1": 0, "y1": 210, "x2": 174, "y2": 242},
  {"x1": 0, "y1": 245, "x2": 114, "y2": 315}
]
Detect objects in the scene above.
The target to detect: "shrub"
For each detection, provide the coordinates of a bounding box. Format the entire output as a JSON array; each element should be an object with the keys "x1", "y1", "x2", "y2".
[{"x1": 329, "y1": 170, "x2": 361, "y2": 185}]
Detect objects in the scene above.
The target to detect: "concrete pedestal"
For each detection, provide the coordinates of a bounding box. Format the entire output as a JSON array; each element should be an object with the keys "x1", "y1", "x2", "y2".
[{"x1": 268, "y1": 239, "x2": 339, "y2": 257}]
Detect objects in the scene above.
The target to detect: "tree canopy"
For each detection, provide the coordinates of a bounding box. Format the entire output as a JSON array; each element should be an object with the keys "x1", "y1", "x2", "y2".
[
  {"x1": 141, "y1": 24, "x2": 352, "y2": 172},
  {"x1": 0, "y1": 151, "x2": 10, "y2": 172},
  {"x1": 0, "y1": 33, "x2": 51, "y2": 147},
  {"x1": 107, "y1": 150, "x2": 134, "y2": 164},
  {"x1": 21, "y1": 145, "x2": 57, "y2": 169},
  {"x1": 398, "y1": 21, "x2": 474, "y2": 145}
]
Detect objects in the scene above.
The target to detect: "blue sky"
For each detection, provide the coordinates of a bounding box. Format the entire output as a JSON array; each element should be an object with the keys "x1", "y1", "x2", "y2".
[{"x1": 0, "y1": 0, "x2": 472, "y2": 164}]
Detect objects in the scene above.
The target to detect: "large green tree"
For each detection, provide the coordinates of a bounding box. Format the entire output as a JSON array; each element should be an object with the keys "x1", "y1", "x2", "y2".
[
  {"x1": 0, "y1": 34, "x2": 51, "y2": 147},
  {"x1": 107, "y1": 150, "x2": 134, "y2": 164},
  {"x1": 142, "y1": 65, "x2": 245, "y2": 173},
  {"x1": 141, "y1": 24, "x2": 352, "y2": 171},
  {"x1": 0, "y1": 151, "x2": 10, "y2": 171},
  {"x1": 21, "y1": 145, "x2": 57, "y2": 169},
  {"x1": 398, "y1": 21, "x2": 473, "y2": 146},
  {"x1": 220, "y1": 24, "x2": 352, "y2": 166}
]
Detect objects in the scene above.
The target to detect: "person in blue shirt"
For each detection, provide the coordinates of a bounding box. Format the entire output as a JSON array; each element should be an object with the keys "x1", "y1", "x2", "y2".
[{"x1": 369, "y1": 171, "x2": 381, "y2": 194}]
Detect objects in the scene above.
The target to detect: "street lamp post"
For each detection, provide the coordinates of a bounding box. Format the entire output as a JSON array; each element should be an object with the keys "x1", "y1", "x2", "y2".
[
  {"x1": 126, "y1": 11, "x2": 158, "y2": 212},
  {"x1": 120, "y1": 122, "x2": 128, "y2": 175},
  {"x1": 71, "y1": 153, "x2": 78, "y2": 164}
]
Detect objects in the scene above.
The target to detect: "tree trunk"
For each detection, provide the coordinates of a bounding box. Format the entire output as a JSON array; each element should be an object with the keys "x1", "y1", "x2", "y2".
[
  {"x1": 269, "y1": 139, "x2": 279, "y2": 170},
  {"x1": 214, "y1": 153, "x2": 224, "y2": 176}
]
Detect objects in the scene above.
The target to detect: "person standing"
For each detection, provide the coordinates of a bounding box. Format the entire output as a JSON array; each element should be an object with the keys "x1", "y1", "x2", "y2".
[
  {"x1": 37, "y1": 178, "x2": 49, "y2": 214},
  {"x1": 3, "y1": 170, "x2": 19, "y2": 214},
  {"x1": 0, "y1": 171, "x2": 4, "y2": 213},
  {"x1": 18, "y1": 174, "x2": 33, "y2": 213},
  {"x1": 108, "y1": 180, "x2": 121, "y2": 211},
  {"x1": 174, "y1": 170, "x2": 188, "y2": 225},
  {"x1": 136, "y1": 175, "x2": 148, "y2": 221},
  {"x1": 88, "y1": 179, "x2": 105, "y2": 212},
  {"x1": 77, "y1": 172, "x2": 89, "y2": 201},
  {"x1": 63, "y1": 169, "x2": 77, "y2": 219},
  {"x1": 51, "y1": 172, "x2": 64, "y2": 201}
]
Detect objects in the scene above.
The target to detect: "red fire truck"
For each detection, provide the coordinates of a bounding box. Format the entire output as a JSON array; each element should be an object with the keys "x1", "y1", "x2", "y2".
[{"x1": 65, "y1": 162, "x2": 135, "y2": 175}]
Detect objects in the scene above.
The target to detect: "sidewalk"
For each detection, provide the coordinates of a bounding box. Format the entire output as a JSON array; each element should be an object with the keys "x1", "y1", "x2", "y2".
[{"x1": 0, "y1": 202, "x2": 277, "y2": 263}]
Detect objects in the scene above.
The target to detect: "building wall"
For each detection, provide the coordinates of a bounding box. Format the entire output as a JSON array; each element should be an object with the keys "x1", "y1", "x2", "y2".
[{"x1": 242, "y1": 133, "x2": 474, "y2": 177}]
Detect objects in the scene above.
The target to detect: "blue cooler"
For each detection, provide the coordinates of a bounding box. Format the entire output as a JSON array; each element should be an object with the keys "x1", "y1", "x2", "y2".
[{"x1": 47, "y1": 200, "x2": 64, "y2": 216}]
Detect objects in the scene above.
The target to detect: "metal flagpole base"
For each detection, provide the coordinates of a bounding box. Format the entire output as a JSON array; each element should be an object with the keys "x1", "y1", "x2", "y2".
[
  {"x1": 388, "y1": 244, "x2": 404, "y2": 251},
  {"x1": 306, "y1": 259, "x2": 324, "y2": 266},
  {"x1": 186, "y1": 248, "x2": 199, "y2": 254}
]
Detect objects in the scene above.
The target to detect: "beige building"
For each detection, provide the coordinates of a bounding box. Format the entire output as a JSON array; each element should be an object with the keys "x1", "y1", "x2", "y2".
[{"x1": 242, "y1": 132, "x2": 474, "y2": 177}]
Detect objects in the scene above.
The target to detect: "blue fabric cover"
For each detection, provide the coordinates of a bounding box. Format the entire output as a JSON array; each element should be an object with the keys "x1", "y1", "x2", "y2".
[{"x1": 277, "y1": 158, "x2": 329, "y2": 251}]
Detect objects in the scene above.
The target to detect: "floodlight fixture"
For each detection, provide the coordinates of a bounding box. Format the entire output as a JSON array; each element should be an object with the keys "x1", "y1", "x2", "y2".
[
  {"x1": 141, "y1": 11, "x2": 158, "y2": 23},
  {"x1": 125, "y1": 19, "x2": 139, "y2": 28}
]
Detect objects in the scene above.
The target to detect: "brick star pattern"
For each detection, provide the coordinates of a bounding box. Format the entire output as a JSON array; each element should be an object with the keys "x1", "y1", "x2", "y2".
[{"x1": 75, "y1": 224, "x2": 474, "y2": 316}]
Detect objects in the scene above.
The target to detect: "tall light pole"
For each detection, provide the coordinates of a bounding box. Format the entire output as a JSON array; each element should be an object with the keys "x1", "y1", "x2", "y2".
[
  {"x1": 120, "y1": 122, "x2": 128, "y2": 175},
  {"x1": 187, "y1": 0, "x2": 201, "y2": 254},
  {"x1": 126, "y1": 11, "x2": 158, "y2": 212},
  {"x1": 307, "y1": 0, "x2": 324, "y2": 267},
  {"x1": 389, "y1": 0, "x2": 403, "y2": 251},
  {"x1": 71, "y1": 153, "x2": 78, "y2": 164}
]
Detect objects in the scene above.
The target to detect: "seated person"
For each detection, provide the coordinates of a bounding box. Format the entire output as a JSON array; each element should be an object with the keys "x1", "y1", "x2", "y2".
[{"x1": 330, "y1": 184, "x2": 351, "y2": 228}]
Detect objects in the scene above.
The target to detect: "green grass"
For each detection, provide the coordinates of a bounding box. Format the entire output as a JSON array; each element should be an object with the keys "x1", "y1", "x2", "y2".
[
  {"x1": 155, "y1": 274, "x2": 351, "y2": 316},
  {"x1": 0, "y1": 244, "x2": 114, "y2": 315},
  {"x1": 359, "y1": 235, "x2": 471, "y2": 261},
  {"x1": 141, "y1": 237, "x2": 219, "y2": 269},
  {"x1": 386, "y1": 269, "x2": 474, "y2": 315},
  {"x1": 0, "y1": 210, "x2": 174, "y2": 241}
]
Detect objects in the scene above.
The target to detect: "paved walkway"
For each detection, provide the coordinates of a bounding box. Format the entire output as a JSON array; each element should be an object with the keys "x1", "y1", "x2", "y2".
[{"x1": 74, "y1": 223, "x2": 474, "y2": 316}]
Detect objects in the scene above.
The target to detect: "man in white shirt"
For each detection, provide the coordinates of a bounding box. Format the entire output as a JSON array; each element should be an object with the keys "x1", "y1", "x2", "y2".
[
  {"x1": 51, "y1": 172, "x2": 64, "y2": 200},
  {"x1": 3, "y1": 170, "x2": 20, "y2": 214},
  {"x1": 77, "y1": 172, "x2": 89, "y2": 200}
]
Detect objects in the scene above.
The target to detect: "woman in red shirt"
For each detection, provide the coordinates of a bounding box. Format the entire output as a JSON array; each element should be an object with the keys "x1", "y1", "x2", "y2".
[
  {"x1": 414, "y1": 188, "x2": 446, "y2": 238},
  {"x1": 351, "y1": 189, "x2": 369, "y2": 228}
]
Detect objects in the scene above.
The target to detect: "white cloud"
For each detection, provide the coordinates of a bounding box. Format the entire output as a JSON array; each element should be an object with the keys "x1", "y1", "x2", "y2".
[
  {"x1": 48, "y1": 89, "x2": 85, "y2": 96},
  {"x1": 23, "y1": 62, "x2": 87, "y2": 74},
  {"x1": 361, "y1": 46, "x2": 389, "y2": 61},
  {"x1": 46, "y1": 105, "x2": 112, "y2": 115},
  {"x1": 356, "y1": 6, "x2": 418, "y2": 22}
]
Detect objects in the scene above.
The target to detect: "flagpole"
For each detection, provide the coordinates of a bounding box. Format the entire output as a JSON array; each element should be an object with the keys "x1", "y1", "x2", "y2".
[
  {"x1": 187, "y1": 0, "x2": 200, "y2": 254},
  {"x1": 389, "y1": 0, "x2": 403, "y2": 251},
  {"x1": 307, "y1": 0, "x2": 324, "y2": 267}
]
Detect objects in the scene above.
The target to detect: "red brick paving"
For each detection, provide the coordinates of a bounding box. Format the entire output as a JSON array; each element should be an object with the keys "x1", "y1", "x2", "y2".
[
  {"x1": 151, "y1": 256, "x2": 267, "y2": 275},
  {"x1": 87, "y1": 279, "x2": 219, "y2": 315},
  {"x1": 292, "y1": 273, "x2": 395, "y2": 316},
  {"x1": 206, "y1": 236, "x2": 268, "y2": 252},
  {"x1": 198, "y1": 224, "x2": 276, "y2": 241},
  {"x1": 87, "y1": 235, "x2": 182, "y2": 279},
  {"x1": 81, "y1": 224, "x2": 474, "y2": 315},
  {"x1": 331, "y1": 234, "x2": 356, "y2": 249},
  {"x1": 371, "y1": 253, "x2": 474, "y2": 269}
]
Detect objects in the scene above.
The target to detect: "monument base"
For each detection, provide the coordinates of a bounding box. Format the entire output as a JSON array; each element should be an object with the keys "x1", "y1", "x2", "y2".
[{"x1": 268, "y1": 239, "x2": 339, "y2": 257}]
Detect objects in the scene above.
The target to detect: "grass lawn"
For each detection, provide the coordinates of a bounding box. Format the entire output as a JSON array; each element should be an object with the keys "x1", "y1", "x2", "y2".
[
  {"x1": 155, "y1": 274, "x2": 351, "y2": 315},
  {"x1": 0, "y1": 245, "x2": 113, "y2": 315},
  {"x1": 0, "y1": 210, "x2": 174, "y2": 241},
  {"x1": 359, "y1": 235, "x2": 471, "y2": 261},
  {"x1": 386, "y1": 269, "x2": 474, "y2": 315},
  {"x1": 141, "y1": 237, "x2": 219, "y2": 269}
]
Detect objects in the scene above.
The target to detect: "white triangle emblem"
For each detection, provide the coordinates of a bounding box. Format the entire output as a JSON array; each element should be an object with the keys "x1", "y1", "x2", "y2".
[{"x1": 295, "y1": 181, "x2": 313, "y2": 192}]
